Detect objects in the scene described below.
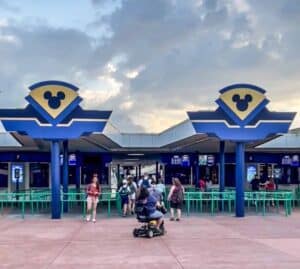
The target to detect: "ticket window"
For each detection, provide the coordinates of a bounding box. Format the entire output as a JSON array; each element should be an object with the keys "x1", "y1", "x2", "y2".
[
  {"x1": 0, "y1": 163, "x2": 8, "y2": 189},
  {"x1": 30, "y1": 163, "x2": 49, "y2": 188},
  {"x1": 11, "y1": 163, "x2": 25, "y2": 192},
  {"x1": 199, "y1": 165, "x2": 219, "y2": 184}
]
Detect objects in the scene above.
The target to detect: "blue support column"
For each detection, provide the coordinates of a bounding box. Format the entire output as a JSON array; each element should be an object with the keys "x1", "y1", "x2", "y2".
[
  {"x1": 62, "y1": 140, "x2": 69, "y2": 213},
  {"x1": 195, "y1": 162, "x2": 199, "y2": 187},
  {"x1": 219, "y1": 141, "x2": 225, "y2": 192},
  {"x1": 235, "y1": 141, "x2": 245, "y2": 217},
  {"x1": 75, "y1": 154, "x2": 81, "y2": 192},
  {"x1": 51, "y1": 140, "x2": 61, "y2": 219}
]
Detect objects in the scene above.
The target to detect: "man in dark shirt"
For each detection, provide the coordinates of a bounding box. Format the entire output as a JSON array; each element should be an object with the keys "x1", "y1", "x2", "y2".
[{"x1": 250, "y1": 175, "x2": 260, "y2": 191}]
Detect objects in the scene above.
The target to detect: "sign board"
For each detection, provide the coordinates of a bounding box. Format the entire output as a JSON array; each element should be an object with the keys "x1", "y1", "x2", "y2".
[
  {"x1": 199, "y1": 155, "x2": 207, "y2": 166},
  {"x1": 247, "y1": 165, "x2": 257, "y2": 182},
  {"x1": 0, "y1": 81, "x2": 112, "y2": 139},
  {"x1": 11, "y1": 164, "x2": 24, "y2": 183},
  {"x1": 188, "y1": 84, "x2": 296, "y2": 141}
]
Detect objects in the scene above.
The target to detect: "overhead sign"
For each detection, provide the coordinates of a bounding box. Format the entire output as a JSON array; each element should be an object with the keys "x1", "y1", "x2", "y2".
[
  {"x1": 0, "y1": 81, "x2": 112, "y2": 139},
  {"x1": 188, "y1": 84, "x2": 296, "y2": 141},
  {"x1": 68, "y1": 154, "x2": 77, "y2": 166},
  {"x1": 218, "y1": 87, "x2": 267, "y2": 124},
  {"x1": 181, "y1": 155, "x2": 190, "y2": 167},
  {"x1": 199, "y1": 155, "x2": 207, "y2": 166},
  {"x1": 207, "y1": 155, "x2": 215, "y2": 166},
  {"x1": 26, "y1": 81, "x2": 82, "y2": 124},
  {"x1": 282, "y1": 155, "x2": 291, "y2": 165}
]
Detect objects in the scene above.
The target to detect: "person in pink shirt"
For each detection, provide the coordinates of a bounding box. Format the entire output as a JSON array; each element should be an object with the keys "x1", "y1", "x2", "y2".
[{"x1": 86, "y1": 173, "x2": 101, "y2": 223}]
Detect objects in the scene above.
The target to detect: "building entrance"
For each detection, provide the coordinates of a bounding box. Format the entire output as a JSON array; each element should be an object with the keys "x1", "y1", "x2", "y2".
[{"x1": 109, "y1": 161, "x2": 164, "y2": 189}]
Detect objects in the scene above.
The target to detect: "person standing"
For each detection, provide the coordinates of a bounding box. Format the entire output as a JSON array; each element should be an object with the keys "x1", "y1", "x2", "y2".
[
  {"x1": 155, "y1": 178, "x2": 166, "y2": 199},
  {"x1": 86, "y1": 173, "x2": 101, "y2": 223},
  {"x1": 250, "y1": 174, "x2": 261, "y2": 206},
  {"x1": 199, "y1": 178, "x2": 206, "y2": 191},
  {"x1": 138, "y1": 173, "x2": 151, "y2": 189},
  {"x1": 127, "y1": 176, "x2": 137, "y2": 215},
  {"x1": 118, "y1": 179, "x2": 131, "y2": 217},
  {"x1": 250, "y1": 175, "x2": 260, "y2": 191},
  {"x1": 168, "y1": 178, "x2": 184, "y2": 221}
]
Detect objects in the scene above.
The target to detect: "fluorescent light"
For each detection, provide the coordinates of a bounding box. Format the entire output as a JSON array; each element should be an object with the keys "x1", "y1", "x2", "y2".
[{"x1": 127, "y1": 153, "x2": 144, "y2": 156}]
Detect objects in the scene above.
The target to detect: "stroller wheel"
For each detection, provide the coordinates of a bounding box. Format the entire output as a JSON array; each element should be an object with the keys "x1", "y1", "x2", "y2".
[
  {"x1": 133, "y1": 228, "x2": 139, "y2": 238},
  {"x1": 147, "y1": 229, "x2": 154, "y2": 238}
]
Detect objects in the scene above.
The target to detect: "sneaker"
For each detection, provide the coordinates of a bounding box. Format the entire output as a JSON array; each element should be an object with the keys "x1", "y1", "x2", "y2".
[
  {"x1": 92, "y1": 219, "x2": 96, "y2": 223},
  {"x1": 169, "y1": 217, "x2": 175, "y2": 221},
  {"x1": 176, "y1": 218, "x2": 180, "y2": 222},
  {"x1": 86, "y1": 216, "x2": 91, "y2": 222},
  {"x1": 122, "y1": 214, "x2": 126, "y2": 217}
]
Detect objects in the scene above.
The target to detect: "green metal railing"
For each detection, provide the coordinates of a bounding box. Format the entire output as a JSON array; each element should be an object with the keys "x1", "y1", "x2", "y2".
[
  {"x1": 184, "y1": 191, "x2": 293, "y2": 216},
  {"x1": 0, "y1": 189, "x2": 295, "y2": 218}
]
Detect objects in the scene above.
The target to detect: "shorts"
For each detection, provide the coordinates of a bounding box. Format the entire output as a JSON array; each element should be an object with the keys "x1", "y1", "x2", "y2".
[
  {"x1": 170, "y1": 201, "x2": 182, "y2": 209},
  {"x1": 129, "y1": 193, "x2": 136, "y2": 200},
  {"x1": 87, "y1": 196, "x2": 99, "y2": 204},
  {"x1": 149, "y1": 210, "x2": 163, "y2": 219},
  {"x1": 121, "y1": 196, "x2": 129, "y2": 206}
]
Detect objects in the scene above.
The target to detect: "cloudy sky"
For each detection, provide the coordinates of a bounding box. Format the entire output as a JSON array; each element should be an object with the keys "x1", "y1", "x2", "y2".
[{"x1": 0, "y1": 0, "x2": 300, "y2": 132}]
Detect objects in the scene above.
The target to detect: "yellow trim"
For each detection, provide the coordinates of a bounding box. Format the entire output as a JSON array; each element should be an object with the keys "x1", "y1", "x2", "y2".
[
  {"x1": 29, "y1": 85, "x2": 78, "y2": 119},
  {"x1": 220, "y1": 88, "x2": 265, "y2": 120}
]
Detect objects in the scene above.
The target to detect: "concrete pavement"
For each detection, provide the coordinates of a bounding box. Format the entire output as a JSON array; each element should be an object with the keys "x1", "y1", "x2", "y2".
[{"x1": 1, "y1": 212, "x2": 300, "y2": 268}]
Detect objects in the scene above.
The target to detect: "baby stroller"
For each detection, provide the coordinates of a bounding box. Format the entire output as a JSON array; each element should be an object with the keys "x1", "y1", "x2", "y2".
[{"x1": 133, "y1": 200, "x2": 166, "y2": 238}]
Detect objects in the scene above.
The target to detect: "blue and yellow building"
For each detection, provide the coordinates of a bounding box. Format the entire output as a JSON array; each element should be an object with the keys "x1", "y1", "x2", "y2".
[{"x1": 0, "y1": 81, "x2": 298, "y2": 218}]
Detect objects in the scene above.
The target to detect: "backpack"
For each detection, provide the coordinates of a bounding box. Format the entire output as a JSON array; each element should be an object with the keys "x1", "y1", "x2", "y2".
[
  {"x1": 119, "y1": 186, "x2": 129, "y2": 197},
  {"x1": 141, "y1": 179, "x2": 150, "y2": 189},
  {"x1": 171, "y1": 186, "x2": 184, "y2": 203},
  {"x1": 129, "y1": 182, "x2": 137, "y2": 195},
  {"x1": 135, "y1": 200, "x2": 148, "y2": 216}
]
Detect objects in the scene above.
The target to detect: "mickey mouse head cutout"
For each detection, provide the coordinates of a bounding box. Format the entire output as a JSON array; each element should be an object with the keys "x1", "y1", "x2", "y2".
[
  {"x1": 44, "y1": 91, "x2": 66, "y2": 109},
  {"x1": 232, "y1": 94, "x2": 253, "y2": 112}
]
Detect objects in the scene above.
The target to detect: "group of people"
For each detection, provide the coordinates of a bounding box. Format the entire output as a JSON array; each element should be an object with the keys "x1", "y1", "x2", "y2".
[
  {"x1": 118, "y1": 173, "x2": 185, "y2": 221},
  {"x1": 250, "y1": 175, "x2": 276, "y2": 192},
  {"x1": 198, "y1": 177, "x2": 213, "y2": 192},
  {"x1": 85, "y1": 172, "x2": 185, "y2": 224}
]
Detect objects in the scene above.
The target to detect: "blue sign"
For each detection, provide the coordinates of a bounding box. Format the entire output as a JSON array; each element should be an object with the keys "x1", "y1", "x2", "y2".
[
  {"x1": 0, "y1": 81, "x2": 112, "y2": 139},
  {"x1": 187, "y1": 84, "x2": 296, "y2": 141},
  {"x1": 171, "y1": 155, "x2": 181, "y2": 165},
  {"x1": 68, "y1": 154, "x2": 77, "y2": 166},
  {"x1": 282, "y1": 155, "x2": 291, "y2": 165},
  {"x1": 207, "y1": 155, "x2": 215, "y2": 166},
  {"x1": 181, "y1": 155, "x2": 190, "y2": 167},
  {"x1": 291, "y1": 155, "x2": 299, "y2": 167}
]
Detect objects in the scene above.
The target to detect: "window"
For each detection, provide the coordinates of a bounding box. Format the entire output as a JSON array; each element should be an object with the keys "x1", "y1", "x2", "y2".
[
  {"x1": 0, "y1": 163, "x2": 8, "y2": 188},
  {"x1": 30, "y1": 163, "x2": 49, "y2": 188}
]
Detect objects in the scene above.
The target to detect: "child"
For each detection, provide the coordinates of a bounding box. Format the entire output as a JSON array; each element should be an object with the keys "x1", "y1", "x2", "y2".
[{"x1": 118, "y1": 179, "x2": 131, "y2": 217}]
